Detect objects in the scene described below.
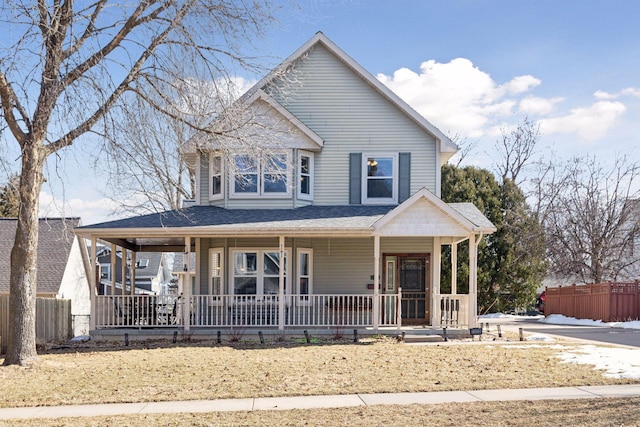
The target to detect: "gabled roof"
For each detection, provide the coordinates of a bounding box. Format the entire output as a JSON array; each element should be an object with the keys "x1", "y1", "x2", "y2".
[
  {"x1": 373, "y1": 188, "x2": 496, "y2": 236},
  {"x1": 0, "y1": 218, "x2": 82, "y2": 294},
  {"x1": 242, "y1": 32, "x2": 458, "y2": 156}
]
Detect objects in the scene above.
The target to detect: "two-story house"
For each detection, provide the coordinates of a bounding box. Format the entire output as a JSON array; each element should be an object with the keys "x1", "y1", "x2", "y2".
[{"x1": 77, "y1": 33, "x2": 495, "y2": 334}]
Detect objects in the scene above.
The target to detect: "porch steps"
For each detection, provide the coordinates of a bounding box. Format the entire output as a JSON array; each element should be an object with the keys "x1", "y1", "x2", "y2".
[{"x1": 402, "y1": 334, "x2": 444, "y2": 343}]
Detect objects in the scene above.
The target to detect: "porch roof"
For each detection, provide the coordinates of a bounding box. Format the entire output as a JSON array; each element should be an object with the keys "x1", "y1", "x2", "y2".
[{"x1": 76, "y1": 202, "x2": 494, "y2": 251}]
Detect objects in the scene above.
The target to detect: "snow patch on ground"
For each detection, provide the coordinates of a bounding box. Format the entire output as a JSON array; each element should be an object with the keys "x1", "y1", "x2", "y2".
[{"x1": 556, "y1": 345, "x2": 640, "y2": 379}]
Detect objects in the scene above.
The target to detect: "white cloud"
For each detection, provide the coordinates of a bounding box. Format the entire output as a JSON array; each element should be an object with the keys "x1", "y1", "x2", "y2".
[
  {"x1": 594, "y1": 90, "x2": 617, "y2": 100},
  {"x1": 594, "y1": 87, "x2": 640, "y2": 100},
  {"x1": 519, "y1": 96, "x2": 565, "y2": 115},
  {"x1": 377, "y1": 58, "x2": 544, "y2": 139},
  {"x1": 39, "y1": 191, "x2": 125, "y2": 225},
  {"x1": 377, "y1": 58, "x2": 631, "y2": 145},
  {"x1": 621, "y1": 87, "x2": 640, "y2": 98},
  {"x1": 539, "y1": 101, "x2": 626, "y2": 140},
  {"x1": 501, "y1": 75, "x2": 541, "y2": 95}
]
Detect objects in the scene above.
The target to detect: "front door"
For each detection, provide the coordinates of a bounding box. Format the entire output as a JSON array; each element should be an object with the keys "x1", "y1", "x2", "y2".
[{"x1": 384, "y1": 254, "x2": 430, "y2": 325}]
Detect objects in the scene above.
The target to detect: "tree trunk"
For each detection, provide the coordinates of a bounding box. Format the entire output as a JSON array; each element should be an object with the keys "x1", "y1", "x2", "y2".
[{"x1": 3, "y1": 143, "x2": 46, "y2": 366}]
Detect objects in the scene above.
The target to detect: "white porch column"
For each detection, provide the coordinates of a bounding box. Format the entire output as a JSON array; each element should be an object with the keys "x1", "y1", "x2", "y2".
[
  {"x1": 90, "y1": 236, "x2": 97, "y2": 331},
  {"x1": 278, "y1": 235, "x2": 285, "y2": 331},
  {"x1": 451, "y1": 242, "x2": 458, "y2": 295},
  {"x1": 373, "y1": 235, "x2": 380, "y2": 331},
  {"x1": 121, "y1": 247, "x2": 127, "y2": 295},
  {"x1": 183, "y1": 237, "x2": 191, "y2": 331},
  {"x1": 432, "y1": 237, "x2": 441, "y2": 327},
  {"x1": 130, "y1": 251, "x2": 136, "y2": 296},
  {"x1": 110, "y1": 244, "x2": 117, "y2": 295},
  {"x1": 468, "y1": 234, "x2": 478, "y2": 328}
]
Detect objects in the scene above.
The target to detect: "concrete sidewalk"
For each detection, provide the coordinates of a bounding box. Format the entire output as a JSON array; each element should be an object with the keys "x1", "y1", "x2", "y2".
[{"x1": 2, "y1": 384, "x2": 640, "y2": 420}]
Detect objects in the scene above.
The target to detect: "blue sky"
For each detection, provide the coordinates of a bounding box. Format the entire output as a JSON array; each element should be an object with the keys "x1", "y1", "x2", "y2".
[{"x1": 37, "y1": 0, "x2": 640, "y2": 224}]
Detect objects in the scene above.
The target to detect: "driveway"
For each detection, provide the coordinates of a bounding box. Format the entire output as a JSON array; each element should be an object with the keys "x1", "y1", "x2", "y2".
[{"x1": 484, "y1": 315, "x2": 640, "y2": 348}]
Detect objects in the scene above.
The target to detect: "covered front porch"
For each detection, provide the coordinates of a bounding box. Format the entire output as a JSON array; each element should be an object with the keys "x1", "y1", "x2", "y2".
[{"x1": 77, "y1": 190, "x2": 495, "y2": 334}]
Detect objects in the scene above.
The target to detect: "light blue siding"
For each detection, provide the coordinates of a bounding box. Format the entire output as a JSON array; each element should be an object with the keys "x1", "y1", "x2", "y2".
[{"x1": 266, "y1": 44, "x2": 438, "y2": 205}]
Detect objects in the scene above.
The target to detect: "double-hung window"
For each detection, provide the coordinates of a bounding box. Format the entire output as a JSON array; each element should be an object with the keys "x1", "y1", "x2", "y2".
[
  {"x1": 296, "y1": 249, "x2": 313, "y2": 303},
  {"x1": 231, "y1": 152, "x2": 292, "y2": 198},
  {"x1": 297, "y1": 151, "x2": 314, "y2": 200},
  {"x1": 209, "y1": 248, "x2": 224, "y2": 304},
  {"x1": 232, "y1": 249, "x2": 289, "y2": 297},
  {"x1": 362, "y1": 153, "x2": 398, "y2": 204},
  {"x1": 209, "y1": 155, "x2": 223, "y2": 200}
]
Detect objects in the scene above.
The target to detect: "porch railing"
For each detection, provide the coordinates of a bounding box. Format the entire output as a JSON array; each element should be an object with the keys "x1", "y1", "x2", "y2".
[
  {"x1": 94, "y1": 293, "x2": 470, "y2": 329},
  {"x1": 94, "y1": 293, "x2": 400, "y2": 329},
  {"x1": 436, "y1": 294, "x2": 470, "y2": 327}
]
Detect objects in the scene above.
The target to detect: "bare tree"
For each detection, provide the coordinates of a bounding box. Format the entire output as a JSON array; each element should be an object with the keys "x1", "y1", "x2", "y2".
[
  {"x1": 0, "y1": 0, "x2": 283, "y2": 365},
  {"x1": 103, "y1": 87, "x2": 201, "y2": 214},
  {"x1": 540, "y1": 155, "x2": 640, "y2": 284},
  {"x1": 448, "y1": 133, "x2": 479, "y2": 167},
  {"x1": 494, "y1": 116, "x2": 541, "y2": 184}
]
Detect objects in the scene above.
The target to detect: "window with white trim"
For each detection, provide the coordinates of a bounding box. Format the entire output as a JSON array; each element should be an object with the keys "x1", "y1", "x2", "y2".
[
  {"x1": 297, "y1": 151, "x2": 314, "y2": 200},
  {"x1": 209, "y1": 155, "x2": 223, "y2": 200},
  {"x1": 296, "y1": 249, "x2": 313, "y2": 303},
  {"x1": 209, "y1": 248, "x2": 224, "y2": 298},
  {"x1": 231, "y1": 249, "x2": 289, "y2": 296},
  {"x1": 231, "y1": 152, "x2": 292, "y2": 198},
  {"x1": 100, "y1": 263, "x2": 111, "y2": 281},
  {"x1": 362, "y1": 153, "x2": 398, "y2": 204}
]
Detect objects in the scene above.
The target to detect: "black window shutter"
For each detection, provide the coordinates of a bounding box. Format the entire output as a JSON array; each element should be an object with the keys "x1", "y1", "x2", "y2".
[
  {"x1": 399, "y1": 152, "x2": 411, "y2": 203},
  {"x1": 349, "y1": 153, "x2": 362, "y2": 205}
]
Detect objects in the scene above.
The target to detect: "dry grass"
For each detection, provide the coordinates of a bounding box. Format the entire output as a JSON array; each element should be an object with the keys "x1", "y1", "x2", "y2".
[
  {"x1": 0, "y1": 336, "x2": 635, "y2": 410},
  {"x1": 3, "y1": 397, "x2": 640, "y2": 427}
]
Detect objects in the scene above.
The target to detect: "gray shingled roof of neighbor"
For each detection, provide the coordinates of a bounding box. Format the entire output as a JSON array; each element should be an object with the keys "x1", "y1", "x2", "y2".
[{"x1": 0, "y1": 218, "x2": 81, "y2": 294}]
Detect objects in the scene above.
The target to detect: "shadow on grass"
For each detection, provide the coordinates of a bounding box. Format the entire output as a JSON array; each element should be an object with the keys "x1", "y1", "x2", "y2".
[{"x1": 29, "y1": 330, "x2": 395, "y2": 356}]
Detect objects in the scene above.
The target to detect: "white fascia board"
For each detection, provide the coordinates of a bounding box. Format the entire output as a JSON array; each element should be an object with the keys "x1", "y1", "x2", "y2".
[
  {"x1": 372, "y1": 188, "x2": 479, "y2": 233},
  {"x1": 76, "y1": 226, "x2": 374, "y2": 240}
]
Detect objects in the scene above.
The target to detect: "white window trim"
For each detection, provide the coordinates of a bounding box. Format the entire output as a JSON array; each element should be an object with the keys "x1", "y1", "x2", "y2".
[
  {"x1": 230, "y1": 152, "x2": 293, "y2": 199},
  {"x1": 208, "y1": 248, "x2": 224, "y2": 305},
  {"x1": 209, "y1": 154, "x2": 224, "y2": 201},
  {"x1": 230, "y1": 248, "x2": 290, "y2": 297},
  {"x1": 100, "y1": 263, "x2": 111, "y2": 281},
  {"x1": 296, "y1": 248, "x2": 313, "y2": 305},
  {"x1": 297, "y1": 151, "x2": 314, "y2": 201},
  {"x1": 361, "y1": 153, "x2": 398, "y2": 205}
]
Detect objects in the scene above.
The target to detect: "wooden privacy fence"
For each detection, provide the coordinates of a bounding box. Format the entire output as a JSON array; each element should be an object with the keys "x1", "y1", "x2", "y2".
[
  {"x1": 545, "y1": 281, "x2": 640, "y2": 322},
  {"x1": 0, "y1": 295, "x2": 73, "y2": 355}
]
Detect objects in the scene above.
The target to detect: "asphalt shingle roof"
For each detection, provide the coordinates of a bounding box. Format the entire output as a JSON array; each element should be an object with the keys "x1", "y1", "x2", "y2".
[
  {"x1": 0, "y1": 218, "x2": 81, "y2": 294},
  {"x1": 79, "y1": 205, "x2": 397, "y2": 230}
]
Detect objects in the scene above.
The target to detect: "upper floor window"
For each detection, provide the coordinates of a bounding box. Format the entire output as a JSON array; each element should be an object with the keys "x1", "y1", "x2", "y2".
[
  {"x1": 231, "y1": 152, "x2": 292, "y2": 198},
  {"x1": 209, "y1": 155, "x2": 223, "y2": 200},
  {"x1": 362, "y1": 153, "x2": 398, "y2": 204},
  {"x1": 297, "y1": 151, "x2": 314, "y2": 200}
]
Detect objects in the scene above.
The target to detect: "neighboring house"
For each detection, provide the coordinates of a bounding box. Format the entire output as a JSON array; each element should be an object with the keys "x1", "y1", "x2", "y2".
[
  {"x1": 96, "y1": 247, "x2": 173, "y2": 295},
  {"x1": 77, "y1": 33, "x2": 496, "y2": 332},
  {"x1": 0, "y1": 218, "x2": 91, "y2": 336}
]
